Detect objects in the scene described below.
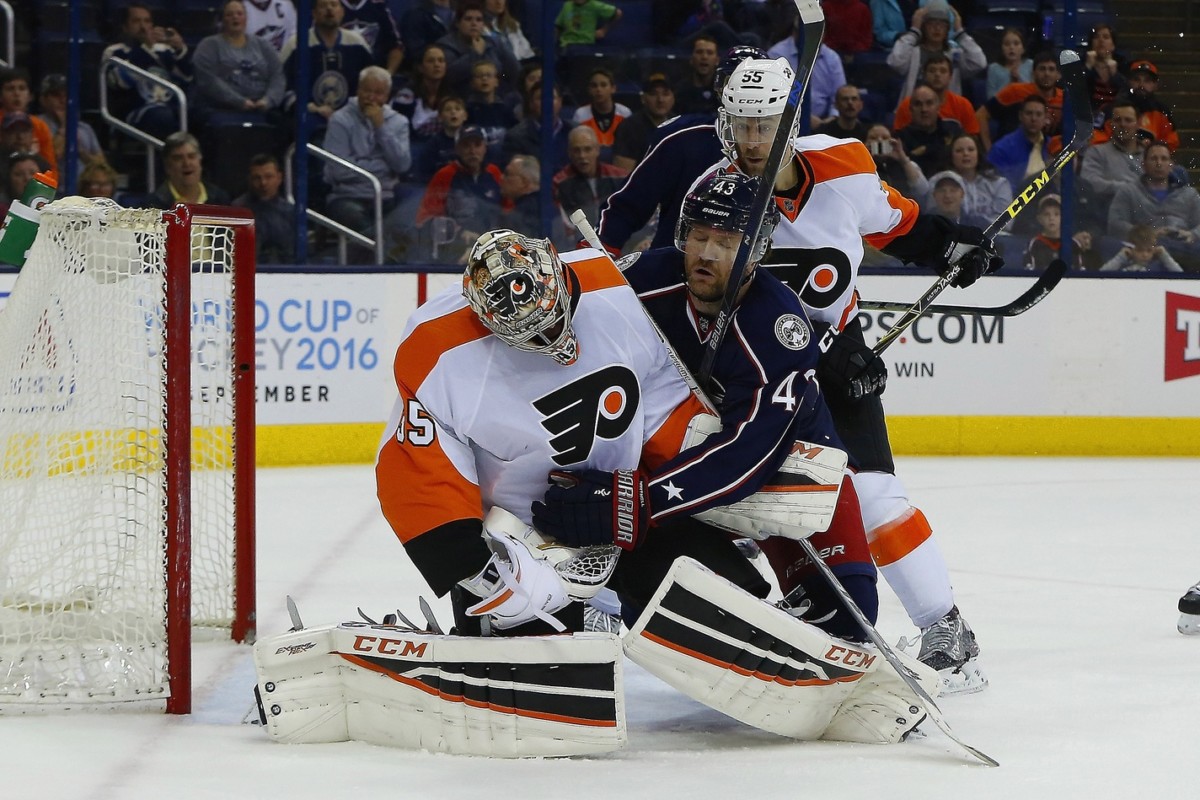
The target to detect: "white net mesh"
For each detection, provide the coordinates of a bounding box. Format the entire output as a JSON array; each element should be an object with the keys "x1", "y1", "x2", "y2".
[{"x1": 0, "y1": 198, "x2": 243, "y2": 707}]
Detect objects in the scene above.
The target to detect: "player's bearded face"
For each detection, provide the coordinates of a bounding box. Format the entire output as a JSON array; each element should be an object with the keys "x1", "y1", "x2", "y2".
[
  {"x1": 683, "y1": 225, "x2": 743, "y2": 304},
  {"x1": 732, "y1": 115, "x2": 781, "y2": 176}
]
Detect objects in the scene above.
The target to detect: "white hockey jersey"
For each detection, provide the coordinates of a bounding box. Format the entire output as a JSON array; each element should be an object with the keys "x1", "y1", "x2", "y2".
[
  {"x1": 696, "y1": 134, "x2": 921, "y2": 330},
  {"x1": 377, "y1": 249, "x2": 707, "y2": 553}
]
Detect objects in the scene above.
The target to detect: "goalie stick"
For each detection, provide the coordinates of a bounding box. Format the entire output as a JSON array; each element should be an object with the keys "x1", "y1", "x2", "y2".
[
  {"x1": 696, "y1": 0, "x2": 825, "y2": 387},
  {"x1": 871, "y1": 48, "x2": 1090, "y2": 355},
  {"x1": 859, "y1": 258, "x2": 1067, "y2": 317}
]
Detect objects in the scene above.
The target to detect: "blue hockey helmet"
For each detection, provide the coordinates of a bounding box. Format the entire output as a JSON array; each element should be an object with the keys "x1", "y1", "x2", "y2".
[
  {"x1": 714, "y1": 45, "x2": 769, "y2": 94},
  {"x1": 675, "y1": 171, "x2": 779, "y2": 264}
]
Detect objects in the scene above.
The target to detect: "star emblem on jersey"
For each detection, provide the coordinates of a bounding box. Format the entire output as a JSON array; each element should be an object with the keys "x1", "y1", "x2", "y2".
[
  {"x1": 661, "y1": 481, "x2": 684, "y2": 501},
  {"x1": 774, "y1": 314, "x2": 811, "y2": 350}
]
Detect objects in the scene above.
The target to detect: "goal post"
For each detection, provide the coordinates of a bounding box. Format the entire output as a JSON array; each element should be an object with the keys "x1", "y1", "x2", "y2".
[{"x1": 0, "y1": 198, "x2": 256, "y2": 715}]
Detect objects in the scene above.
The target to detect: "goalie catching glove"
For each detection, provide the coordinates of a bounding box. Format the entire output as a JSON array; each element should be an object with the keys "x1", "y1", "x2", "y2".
[
  {"x1": 936, "y1": 224, "x2": 1004, "y2": 288},
  {"x1": 532, "y1": 469, "x2": 651, "y2": 551}
]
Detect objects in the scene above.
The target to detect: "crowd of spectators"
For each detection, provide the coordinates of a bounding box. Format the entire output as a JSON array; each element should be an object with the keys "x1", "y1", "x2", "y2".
[{"x1": 2, "y1": 0, "x2": 1195, "y2": 273}]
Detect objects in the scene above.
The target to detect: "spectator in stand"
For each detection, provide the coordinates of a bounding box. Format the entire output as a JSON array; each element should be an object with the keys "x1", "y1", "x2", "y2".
[
  {"x1": 816, "y1": 84, "x2": 871, "y2": 142},
  {"x1": 1080, "y1": 97, "x2": 1150, "y2": 211},
  {"x1": 504, "y1": 80, "x2": 571, "y2": 173},
  {"x1": 102, "y1": 4, "x2": 193, "y2": 142},
  {"x1": 437, "y1": 1, "x2": 520, "y2": 96},
  {"x1": 36, "y1": 74, "x2": 107, "y2": 177},
  {"x1": 571, "y1": 68, "x2": 630, "y2": 164},
  {"x1": 555, "y1": 0, "x2": 622, "y2": 47},
  {"x1": 866, "y1": 122, "x2": 929, "y2": 198},
  {"x1": 281, "y1": 0, "x2": 374, "y2": 139},
  {"x1": 887, "y1": 1, "x2": 984, "y2": 100},
  {"x1": 1024, "y1": 193, "x2": 1100, "y2": 271},
  {"x1": 768, "y1": 21, "x2": 845, "y2": 127},
  {"x1": 146, "y1": 132, "x2": 232, "y2": 208},
  {"x1": 1122, "y1": 61, "x2": 1181, "y2": 152},
  {"x1": 499, "y1": 153, "x2": 542, "y2": 237},
  {"x1": 192, "y1": 0, "x2": 286, "y2": 126},
  {"x1": 323, "y1": 66, "x2": 413, "y2": 240},
  {"x1": 1108, "y1": 142, "x2": 1200, "y2": 269},
  {"x1": 925, "y1": 170, "x2": 988, "y2": 227},
  {"x1": 79, "y1": 161, "x2": 120, "y2": 200},
  {"x1": 416, "y1": 124, "x2": 503, "y2": 262},
  {"x1": 0, "y1": 115, "x2": 51, "y2": 175},
  {"x1": 338, "y1": 0, "x2": 404, "y2": 74},
  {"x1": 392, "y1": 44, "x2": 450, "y2": 142},
  {"x1": 612, "y1": 73, "x2": 676, "y2": 171},
  {"x1": 870, "y1": 0, "x2": 907, "y2": 48},
  {"x1": 413, "y1": 95, "x2": 468, "y2": 181},
  {"x1": 985, "y1": 27, "x2": 1031, "y2": 100},
  {"x1": 944, "y1": 133, "x2": 1010, "y2": 222},
  {"x1": 553, "y1": 125, "x2": 628, "y2": 240},
  {"x1": 1085, "y1": 24, "x2": 1128, "y2": 113},
  {"x1": 512, "y1": 63, "x2": 543, "y2": 121},
  {"x1": 485, "y1": 0, "x2": 535, "y2": 62},
  {"x1": 674, "y1": 35, "x2": 722, "y2": 116},
  {"x1": 987, "y1": 95, "x2": 1051, "y2": 195},
  {"x1": 400, "y1": 0, "x2": 453, "y2": 71},
  {"x1": 0, "y1": 69, "x2": 56, "y2": 171},
  {"x1": 233, "y1": 153, "x2": 295, "y2": 263},
  {"x1": 896, "y1": 84, "x2": 962, "y2": 176},
  {"x1": 467, "y1": 61, "x2": 517, "y2": 158},
  {"x1": 893, "y1": 53, "x2": 979, "y2": 135},
  {"x1": 977, "y1": 50, "x2": 1062, "y2": 151},
  {"x1": 822, "y1": 0, "x2": 873, "y2": 56},
  {"x1": 244, "y1": 0, "x2": 297, "y2": 52},
  {"x1": 0, "y1": 152, "x2": 41, "y2": 213},
  {"x1": 1101, "y1": 223, "x2": 1184, "y2": 273}
]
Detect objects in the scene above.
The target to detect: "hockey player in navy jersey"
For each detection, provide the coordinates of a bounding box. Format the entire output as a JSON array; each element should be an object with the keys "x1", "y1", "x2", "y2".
[
  {"x1": 534, "y1": 172, "x2": 881, "y2": 642},
  {"x1": 703, "y1": 57, "x2": 1001, "y2": 693}
]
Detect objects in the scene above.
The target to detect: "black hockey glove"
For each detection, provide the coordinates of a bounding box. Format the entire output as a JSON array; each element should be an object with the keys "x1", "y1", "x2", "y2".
[
  {"x1": 936, "y1": 225, "x2": 1004, "y2": 288},
  {"x1": 531, "y1": 468, "x2": 651, "y2": 551},
  {"x1": 817, "y1": 330, "x2": 887, "y2": 401}
]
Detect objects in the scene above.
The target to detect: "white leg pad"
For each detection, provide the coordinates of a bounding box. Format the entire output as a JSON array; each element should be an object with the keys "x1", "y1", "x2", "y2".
[
  {"x1": 822, "y1": 646, "x2": 940, "y2": 744},
  {"x1": 253, "y1": 623, "x2": 626, "y2": 757},
  {"x1": 623, "y1": 557, "x2": 876, "y2": 740}
]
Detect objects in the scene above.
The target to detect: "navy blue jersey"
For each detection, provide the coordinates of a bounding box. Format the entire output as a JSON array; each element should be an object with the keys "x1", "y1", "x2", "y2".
[
  {"x1": 597, "y1": 121, "x2": 723, "y2": 253},
  {"x1": 620, "y1": 247, "x2": 844, "y2": 523}
]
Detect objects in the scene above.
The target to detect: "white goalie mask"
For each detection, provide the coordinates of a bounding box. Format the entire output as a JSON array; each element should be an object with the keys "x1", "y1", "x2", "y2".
[
  {"x1": 717, "y1": 57, "x2": 799, "y2": 175},
  {"x1": 464, "y1": 230, "x2": 579, "y2": 366}
]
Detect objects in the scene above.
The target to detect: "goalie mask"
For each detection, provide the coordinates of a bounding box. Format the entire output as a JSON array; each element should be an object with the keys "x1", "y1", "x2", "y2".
[
  {"x1": 717, "y1": 57, "x2": 799, "y2": 175},
  {"x1": 464, "y1": 230, "x2": 579, "y2": 366},
  {"x1": 675, "y1": 172, "x2": 779, "y2": 266}
]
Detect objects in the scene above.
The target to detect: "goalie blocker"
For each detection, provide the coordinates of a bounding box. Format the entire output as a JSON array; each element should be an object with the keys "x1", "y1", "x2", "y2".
[
  {"x1": 625, "y1": 557, "x2": 939, "y2": 744},
  {"x1": 253, "y1": 622, "x2": 625, "y2": 757}
]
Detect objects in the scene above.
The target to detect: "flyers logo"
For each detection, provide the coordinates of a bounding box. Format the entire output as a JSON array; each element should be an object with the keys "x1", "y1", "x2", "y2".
[
  {"x1": 1165, "y1": 292, "x2": 1200, "y2": 382},
  {"x1": 533, "y1": 366, "x2": 641, "y2": 465},
  {"x1": 764, "y1": 247, "x2": 854, "y2": 311}
]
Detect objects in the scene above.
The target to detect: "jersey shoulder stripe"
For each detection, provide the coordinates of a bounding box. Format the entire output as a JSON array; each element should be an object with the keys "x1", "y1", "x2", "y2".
[
  {"x1": 794, "y1": 135, "x2": 879, "y2": 183},
  {"x1": 563, "y1": 248, "x2": 630, "y2": 293},
  {"x1": 394, "y1": 300, "x2": 489, "y2": 392}
]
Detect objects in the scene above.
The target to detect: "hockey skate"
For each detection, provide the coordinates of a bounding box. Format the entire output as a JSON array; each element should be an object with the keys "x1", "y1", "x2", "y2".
[
  {"x1": 908, "y1": 606, "x2": 987, "y2": 695},
  {"x1": 1178, "y1": 582, "x2": 1200, "y2": 636}
]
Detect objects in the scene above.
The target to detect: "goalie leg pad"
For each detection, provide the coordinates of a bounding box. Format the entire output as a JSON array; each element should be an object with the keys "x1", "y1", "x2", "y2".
[
  {"x1": 253, "y1": 623, "x2": 626, "y2": 757},
  {"x1": 623, "y1": 557, "x2": 875, "y2": 740},
  {"x1": 822, "y1": 646, "x2": 941, "y2": 745},
  {"x1": 695, "y1": 442, "x2": 848, "y2": 540}
]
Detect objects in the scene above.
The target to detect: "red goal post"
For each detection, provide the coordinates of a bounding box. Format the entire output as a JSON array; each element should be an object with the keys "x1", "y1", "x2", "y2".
[{"x1": 0, "y1": 199, "x2": 256, "y2": 715}]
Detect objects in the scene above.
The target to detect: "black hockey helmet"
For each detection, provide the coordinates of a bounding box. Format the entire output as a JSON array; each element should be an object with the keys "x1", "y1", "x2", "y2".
[
  {"x1": 675, "y1": 171, "x2": 779, "y2": 264},
  {"x1": 714, "y1": 45, "x2": 769, "y2": 94}
]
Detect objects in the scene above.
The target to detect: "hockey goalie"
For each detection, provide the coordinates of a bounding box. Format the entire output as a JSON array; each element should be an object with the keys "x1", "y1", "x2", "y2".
[{"x1": 251, "y1": 230, "x2": 937, "y2": 756}]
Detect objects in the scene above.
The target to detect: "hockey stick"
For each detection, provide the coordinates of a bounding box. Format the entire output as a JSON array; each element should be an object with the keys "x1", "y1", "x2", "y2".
[
  {"x1": 696, "y1": 0, "x2": 825, "y2": 387},
  {"x1": 859, "y1": 258, "x2": 1067, "y2": 317},
  {"x1": 797, "y1": 537, "x2": 1000, "y2": 767},
  {"x1": 871, "y1": 49, "x2": 1090, "y2": 355}
]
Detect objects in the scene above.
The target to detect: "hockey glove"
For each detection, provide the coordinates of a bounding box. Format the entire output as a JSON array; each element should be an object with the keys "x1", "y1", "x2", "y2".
[
  {"x1": 936, "y1": 225, "x2": 1004, "y2": 288},
  {"x1": 817, "y1": 330, "x2": 887, "y2": 401},
  {"x1": 531, "y1": 469, "x2": 651, "y2": 551}
]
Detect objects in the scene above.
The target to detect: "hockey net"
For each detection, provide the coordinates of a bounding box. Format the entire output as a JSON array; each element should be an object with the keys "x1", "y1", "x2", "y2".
[{"x1": 0, "y1": 198, "x2": 255, "y2": 713}]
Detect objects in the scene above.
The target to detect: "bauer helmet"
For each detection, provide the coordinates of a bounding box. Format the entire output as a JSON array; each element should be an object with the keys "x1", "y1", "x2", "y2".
[
  {"x1": 713, "y1": 45, "x2": 769, "y2": 96},
  {"x1": 675, "y1": 171, "x2": 779, "y2": 265},
  {"x1": 717, "y1": 57, "x2": 798, "y2": 173},
  {"x1": 464, "y1": 230, "x2": 579, "y2": 365}
]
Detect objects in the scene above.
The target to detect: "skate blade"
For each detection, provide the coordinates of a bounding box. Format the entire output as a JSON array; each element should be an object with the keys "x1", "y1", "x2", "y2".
[
  {"x1": 938, "y1": 659, "x2": 989, "y2": 696},
  {"x1": 1178, "y1": 613, "x2": 1200, "y2": 636}
]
